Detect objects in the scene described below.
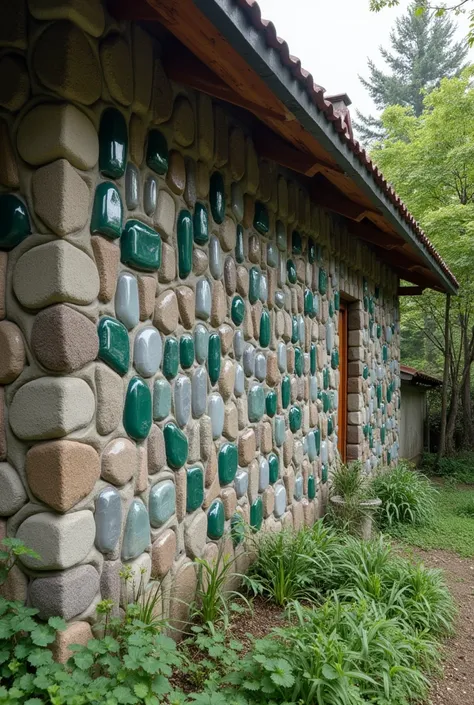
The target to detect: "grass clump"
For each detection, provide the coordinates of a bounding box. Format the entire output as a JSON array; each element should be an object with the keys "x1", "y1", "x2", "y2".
[{"x1": 371, "y1": 461, "x2": 437, "y2": 528}]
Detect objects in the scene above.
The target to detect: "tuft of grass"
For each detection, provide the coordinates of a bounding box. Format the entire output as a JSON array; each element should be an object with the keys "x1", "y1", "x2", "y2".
[{"x1": 371, "y1": 461, "x2": 437, "y2": 528}]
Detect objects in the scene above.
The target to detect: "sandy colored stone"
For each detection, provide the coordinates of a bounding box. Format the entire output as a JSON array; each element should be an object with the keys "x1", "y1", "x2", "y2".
[
  {"x1": 96, "y1": 363, "x2": 123, "y2": 435},
  {"x1": 0, "y1": 252, "x2": 6, "y2": 320},
  {"x1": 26, "y1": 440, "x2": 99, "y2": 513},
  {"x1": 148, "y1": 424, "x2": 166, "y2": 474},
  {"x1": 91, "y1": 236, "x2": 119, "y2": 303},
  {"x1": 200, "y1": 415, "x2": 213, "y2": 462},
  {"x1": 196, "y1": 160, "x2": 210, "y2": 198},
  {"x1": 0, "y1": 1, "x2": 26, "y2": 48},
  {"x1": 214, "y1": 105, "x2": 228, "y2": 167},
  {"x1": 266, "y1": 352, "x2": 280, "y2": 387},
  {"x1": 135, "y1": 445, "x2": 148, "y2": 494},
  {"x1": 138, "y1": 276, "x2": 156, "y2": 321},
  {"x1": 10, "y1": 376, "x2": 95, "y2": 441},
  {"x1": 0, "y1": 54, "x2": 28, "y2": 111},
  {"x1": 52, "y1": 620, "x2": 93, "y2": 663},
  {"x1": 236, "y1": 266, "x2": 249, "y2": 297},
  {"x1": 17, "y1": 103, "x2": 98, "y2": 170},
  {"x1": 260, "y1": 421, "x2": 273, "y2": 454},
  {"x1": 229, "y1": 126, "x2": 245, "y2": 181},
  {"x1": 203, "y1": 472, "x2": 220, "y2": 509},
  {"x1": 129, "y1": 113, "x2": 145, "y2": 165},
  {"x1": 151, "y1": 529, "x2": 176, "y2": 578},
  {"x1": 154, "y1": 189, "x2": 175, "y2": 240},
  {"x1": 176, "y1": 286, "x2": 195, "y2": 329},
  {"x1": 0, "y1": 321, "x2": 25, "y2": 383},
  {"x1": 221, "y1": 487, "x2": 237, "y2": 519},
  {"x1": 223, "y1": 402, "x2": 238, "y2": 441},
  {"x1": 169, "y1": 559, "x2": 196, "y2": 633},
  {"x1": 102, "y1": 437, "x2": 137, "y2": 486},
  {"x1": 32, "y1": 159, "x2": 90, "y2": 236},
  {"x1": 100, "y1": 33, "x2": 133, "y2": 106},
  {"x1": 166, "y1": 150, "x2": 186, "y2": 195},
  {"x1": 159, "y1": 242, "x2": 176, "y2": 283},
  {"x1": 224, "y1": 256, "x2": 236, "y2": 296},
  {"x1": 31, "y1": 304, "x2": 98, "y2": 373},
  {"x1": 154, "y1": 289, "x2": 179, "y2": 334},
  {"x1": 238, "y1": 428, "x2": 256, "y2": 467},
  {"x1": 243, "y1": 301, "x2": 253, "y2": 340},
  {"x1": 0, "y1": 388, "x2": 5, "y2": 461},
  {"x1": 283, "y1": 431, "x2": 294, "y2": 468},
  {"x1": 219, "y1": 359, "x2": 235, "y2": 401},
  {"x1": 248, "y1": 235, "x2": 260, "y2": 264},
  {"x1": 197, "y1": 92, "x2": 213, "y2": 163},
  {"x1": 131, "y1": 24, "x2": 153, "y2": 115},
  {"x1": 0, "y1": 120, "x2": 18, "y2": 188},
  {"x1": 262, "y1": 486, "x2": 275, "y2": 518},
  {"x1": 175, "y1": 468, "x2": 186, "y2": 522},
  {"x1": 28, "y1": 0, "x2": 105, "y2": 37},
  {"x1": 193, "y1": 248, "x2": 208, "y2": 276},
  {"x1": 219, "y1": 216, "x2": 237, "y2": 252},
  {"x1": 204, "y1": 440, "x2": 217, "y2": 487},
  {"x1": 184, "y1": 511, "x2": 207, "y2": 559},
  {"x1": 151, "y1": 57, "x2": 173, "y2": 124},
  {"x1": 211, "y1": 280, "x2": 226, "y2": 327},
  {"x1": 219, "y1": 324, "x2": 233, "y2": 355},
  {"x1": 173, "y1": 96, "x2": 195, "y2": 147},
  {"x1": 33, "y1": 21, "x2": 101, "y2": 105}
]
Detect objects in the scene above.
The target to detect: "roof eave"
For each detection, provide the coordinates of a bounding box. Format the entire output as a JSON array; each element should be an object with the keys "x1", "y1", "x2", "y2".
[{"x1": 194, "y1": 0, "x2": 458, "y2": 295}]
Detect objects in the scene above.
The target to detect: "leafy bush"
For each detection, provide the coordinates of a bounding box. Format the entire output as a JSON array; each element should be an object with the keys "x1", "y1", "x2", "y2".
[
  {"x1": 421, "y1": 451, "x2": 474, "y2": 484},
  {"x1": 327, "y1": 462, "x2": 378, "y2": 534},
  {"x1": 371, "y1": 461, "x2": 437, "y2": 527}
]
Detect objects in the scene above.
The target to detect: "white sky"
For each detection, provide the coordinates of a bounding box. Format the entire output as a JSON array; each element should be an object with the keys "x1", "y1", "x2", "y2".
[{"x1": 255, "y1": 0, "x2": 474, "y2": 125}]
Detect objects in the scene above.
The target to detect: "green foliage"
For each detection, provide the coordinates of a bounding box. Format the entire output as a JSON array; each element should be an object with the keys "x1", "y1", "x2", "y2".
[
  {"x1": 0, "y1": 538, "x2": 40, "y2": 586},
  {"x1": 327, "y1": 462, "x2": 378, "y2": 534},
  {"x1": 421, "y1": 450, "x2": 474, "y2": 483},
  {"x1": 330, "y1": 461, "x2": 371, "y2": 500},
  {"x1": 370, "y1": 461, "x2": 438, "y2": 527}
]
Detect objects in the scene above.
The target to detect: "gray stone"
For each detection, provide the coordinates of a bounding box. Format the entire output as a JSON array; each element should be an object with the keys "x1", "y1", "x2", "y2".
[
  {"x1": 259, "y1": 274, "x2": 268, "y2": 303},
  {"x1": 115, "y1": 272, "x2": 140, "y2": 330},
  {"x1": 234, "y1": 469, "x2": 249, "y2": 498},
  {"x1": 298, "y1": 316, "x2": 305, "y2": 345},
  {"x1": 144, "y1": 176, "x2": 157, "y2": 216},
  {"x1": 208, "y1": 393, "x2": 224, "y2": 439},
  {"x1": 192, "y1": 366, "x2": 207, "y2": 418},
  {"x1": 321, "y1": 441, "x2": 328, "y2": 464},
  {"x1": 248, "y1": 384, "x2": 265, "y2": 422},
  {"x1": 234, "y1": 330, "x2": 244, "y2": 360},
  {"x1": 175, "y1": 375, "x2": 191, "y2": 427},
  {"x1": 307, "y1": 431, "x2": 317, "y2": 461},
  {"x1": 224, "y1": 256, "x2": 236, "y2": 295},
  {"x1": 209, "y1": 236, "x2": 223, "y2": 279},
  {"x1": 243, "y1": 344, "x2": 255, "y2": 377},
  {"x1": 294, "y1": 474, "x2": 303, "y2": 500},
  {"x1": 231, "y1": 182, "x2": 243, "y2": 222},
  {"x1": 277, "y1": 342, "x2": 287, "y2": 372},
  {"x1": 149, "y1": 480, "x2": 175, "y2": 527},
  {"x1": 29, "y1": 565, "x2": 99, "y2": 621},
  {"x1": 310, "y1": 376, "x2": 318, "y2": 401},
  {"x1": 255, "y1": 352, "x2": 267, "y2": 381},
  {"x1": 122, "y1": 499, "x2": 150, "y2": 560},
  {"x1": 258, "y1": 457, "x2": 269, "y2": 492},
  {"x1": 125, "y1": 162, "x2": 139, "y2": 210},
  {"x1": 267, "y1": 243, "x2": 278, "y2": 269},
  {"x1": 196, "y1": 279, "x2": 211, "y2": 320},
  {"x1": 275, "y1": 291, "x2": 285, "y2": 308},
  {"x1": 153, "y1": 378, "x2": 171, "y2": 420},
  {"x1": 274, "y1": 416, "x2": 285, "y2": 446},
  {"x1": 100, "y1": 560, "x2": 121, "y2": 614},
  {"x1": 95, "y1": 486, "x2": 122, "y2": 554},
  {"x1": 194, "y1": 324, "x2": 209, "y2": 364},
  {"x1": 0, "y1": 463, "x2": 26, "y2": 516},
  {"x1": 326, "y1": 322, "x2": 334, "y2": 354},
  {"x1": 276, "y1": 221, "x2": 286, "y2": 251},
  {"x1": 134, "y1": 326, "x2": 162, "y2": 377},
  {"x1": 234, "y1": 363, "x2": 244, "y2": 396},
  {"x1": 274, "y1": 484, "x2": 287, "y2": 517},
  {"x1": 17, "y1": 511, "x2": 95, "y2": 570}
]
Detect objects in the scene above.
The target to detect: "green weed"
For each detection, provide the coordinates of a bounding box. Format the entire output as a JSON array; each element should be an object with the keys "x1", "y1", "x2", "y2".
[{"x1": 371, "y1": 461, "x2": 437, "y2": 527}]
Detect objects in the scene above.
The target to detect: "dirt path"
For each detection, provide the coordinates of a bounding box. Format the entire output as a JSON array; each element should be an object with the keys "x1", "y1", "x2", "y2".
[{"x1": 412, "y1": 548, "x2": 474, "y2": 704}]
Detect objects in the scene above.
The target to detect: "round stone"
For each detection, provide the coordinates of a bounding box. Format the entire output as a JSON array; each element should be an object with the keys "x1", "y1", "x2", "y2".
[
  {"x1": 133, "y1": 326, "x2": 162, "y2": 377},
  {"x1": 123, "y1": 376, "x2": 152, "y2": 440},
  {"x1": 95, "y1": 486, "x2": 122, "y2": 554},
  {"x1": 208, "y1": 393, "x2": 224, "y2": 439},
  {"x1": 149, "y1": 480, "x2": 176, "y2": 527},
  {"x1": 154, "y1": 289, "x2": 179, "y2": 334},
  {"x1": 100, "y1": 34, "x2": 133, "y2": 106},
  {"x1": 0, "y1": 321, "x2": 25, "y2": 383},
  {"x1": 151, "y1": 529, "x2": 176, "y2": 578},
  {"x1": 122, "y1": 499, "x2": 150, "y2": 560},
  {"x1": 101, "y1": 437, "x2": 136, "y2": 486},
  {"x1": 192, "y1": 366, "x2": 207, "y2": 419},
  {"x1": 0, "y1": 462, "x2": 27, "y2": 516},
  {"x1": 115, "y1": 272, "x2": 139, "y2": 330},
  {"x1": 175, "y1": 375, "x2": 191, "y2": 427},
  {"x1": 207, "y1": 499, "x2": 225, "y2": 539},
  {"x1": 173, "y1": 96, "x2": 195, "y2": 147}
]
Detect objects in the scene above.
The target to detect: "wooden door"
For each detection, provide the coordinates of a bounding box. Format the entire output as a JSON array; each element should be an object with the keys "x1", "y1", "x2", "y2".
[{"x1": 338, "y1": 301, "x2": 348, "y2": 463}]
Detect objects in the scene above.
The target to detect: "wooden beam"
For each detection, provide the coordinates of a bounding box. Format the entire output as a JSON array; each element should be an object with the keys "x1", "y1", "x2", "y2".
[
  {"x1": 252, "y1": 126, "x2": 343, "y2": 176},
  {"x1": 347, "y1": 220, "x2": 401, "y2": 249},
  {"x1": 311, "y1": 177, "x2": 380, "y2": 221},
  {"x1": 107, "y1": 0, "x2": 158, "y2": 19},
  {"x1": 398, "y1": 286, "x2": 425, "y2": 296}
]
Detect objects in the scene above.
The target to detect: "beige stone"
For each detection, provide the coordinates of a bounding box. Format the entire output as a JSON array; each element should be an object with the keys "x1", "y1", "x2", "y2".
[
  {"x1": 0, "y1": 388, "x2": 5, "y2": 461},
  {"x1": 184, "y1": 511, "x2": 207, "y2": 559},
  {"x1": 203, "y1": 473, "x2": 220, "y2": 509},
  {"x1": 175, "y1": 468, "x2": 186, "y2": 521},
  {"x1": 32, "y1": 305, "x2": 98, "y2": 373},
  {"x1": 229, "y1": 126, "x2": 245, "y2": 181},
  {"x1": 18, "y1": 103, "x2": 98, "y2": 171},
  {"x1": 236, "y1": 266, "x2": 249, "y2": 297},
  {"x1": 200, "y1": 415, "x2": 212, "y2": 462},
  {"x1": 197, "y1": 93, "x2": 213, "y2": 163},
  {"x1": 210, "y1": 280, "x2": 226, "y2": 327},
  {"x1": 176, "y1": 286, "x2": 195, "y2": 330},
  {"x1": 138, "y1": 276, "x2": 156, "y2": 321},
  {"x1": 14, "y1": 240, "x2": 99, "y2": 309},
  {"x1": 131, "y1": 24, "x2": 153, "y2": 115},
  {"x1": 154, "y1": 290, "x2": 179, "y2": 334},
  {"x1": 0, "y1": 1, "x2": 26, "y2": 48},
  {"x1": 223, "y1": 402, "x2": 238, "y2": 440},
  {"x1": 266, "y1": 352, "x2": 280, "y2": 387},
  {"x1": 135, "y1": 446, "x2": 148, "y2": 493},
  {"x1": 0, "y1": 252, "x2": 6, "y2": 320},
  {"x1": 292, "y1": 502, "x2": 304, "y2": 531},
  {"x1": 0, "y1": 321, "x2": 25, "y2": 383},
  {"x1": 219, "y1": 359, "x2": 235, "y2": 401},
  {"x1": 214, "y1": 105, "x2": 228, "y2": 167},
  {"x1": 100, "y1": 34, "x2": 133, "y2": 106},
  {"x1": 28, "y1": 0, "x2": 105, "y2": 37},
  {"x1": 129, "y1": 114, "x2": 146, "y2": 166},
  {"x1": 151, "y1": 57, "x2": 173, "y2": 124},
  {"x1": 91, "y1": 236, "x2": 119, "y2": 302},
  {"x1": 169, "y1": 559, "x2": 196, "y2": 632},
  {"x1": 96, "y1": 364, "x2": 123, "y2": 435},
  {"x1": 248, "y1": 458, "x2": 259, "y2": 502},
  {"x1": 219, "y1": 216, "x2": 236, "y2": 252},
  {"x1": 188, "y1": 421, "x2": 200, "y2": 462},
  {"x1": 0, "y1": 120, "x2": 18, "y2": 188},
  {"x1": 52, "y1": 620, "x2": 93, "y2": 664},
  {"x1": 0, "y1": 54, "x2": 28, "y2": 111},
  {"x1": 32, "y1": 159, "x2": 90, "y2": 236},
  {"x1": 33, "y1": 21, "x2": 101, "y2": 105},
  {"x1": 154, "y1": 189, "x2": 175, "y2": 239},
  {"x1": 151, "y1": 529, "x2": 176, "y2": 578},
  {"x1": 238, "y1": 428, "x2": 256, "y2": 466},
  {"x1": 205, "y1": 443, "x2": 217, "y2": 488},
  {"x1": 260, "y1": 421, "x2": 273, "y2": 454},
  {"x1": 243, "y1": 301, "x2": 253, "y2": 340},
  {"x1": 0, "y1": 564, "x2": 27, "y2": 602},
  {"x1": 159, "y1": 242, "x2": 176, "y2": 283},
  {"x1": 246, "y1": 137, "x2": 259, "y2": 195},
  {"x1": 248, "y1": 234, "x2": 260, "y2": 265},
  {"x1": 26, "y1": 440, "x2": 99, "y2": 512},
  {"x1": 221, "y1": 487, "x2": 237, "y2": 519},
  {"x1": 224, "y1": 256, "x2": 236, "y2": 295},
  {"x1": 237, "y1": 396, "x2": 247, "y2": 429},
  {"x1": 262, "y1": 487, "x2": 275, "y2": 517},
  {"x1": 173, "y1": 96, "x2": 195, "y2": 147},
  {"x1": 166, "y1": 150, "x2": 186, "y2": 195},
  {"x1": 196, "y1": 160, "x2": 210, "y2": 198},
  {"x1": 102, "y1": 437, "x2": 137, "y2": 486},
  {"x1": 148, "y1": 424, "x2": 166, "y2": 474},
  {"x1": 219, "y1": 324, "x2": 233, "y2": 355},
  {"x1": 0, "y1": 462, "x2": 26, "y2": 516},
  {"x1": 193, "y1": 248, "x2": 208, "y2": 276},
  {"x1": 283, "y1": 431, "x2": 294, "y2": 468}
]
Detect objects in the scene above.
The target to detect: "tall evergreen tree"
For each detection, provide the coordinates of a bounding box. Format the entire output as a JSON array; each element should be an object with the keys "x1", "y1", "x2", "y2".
[{"x1": 355, "y1": 1, "x2": 467, "y2": 142}]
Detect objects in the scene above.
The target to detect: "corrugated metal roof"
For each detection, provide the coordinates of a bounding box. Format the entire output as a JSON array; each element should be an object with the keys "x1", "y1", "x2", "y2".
[{"x1": 234, "y1": 0, "x2": 458, "y2": 289}]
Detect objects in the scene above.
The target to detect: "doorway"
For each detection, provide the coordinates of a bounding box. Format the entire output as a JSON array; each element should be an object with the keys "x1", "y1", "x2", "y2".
[{"x1": 338, "y1": 301, "x2": 348, "y2": 463}]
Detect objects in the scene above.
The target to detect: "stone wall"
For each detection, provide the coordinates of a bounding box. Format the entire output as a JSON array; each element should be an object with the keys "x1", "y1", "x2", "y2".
[{"x1": 0, "y1": 0, "x2": 401, "y2": 651}]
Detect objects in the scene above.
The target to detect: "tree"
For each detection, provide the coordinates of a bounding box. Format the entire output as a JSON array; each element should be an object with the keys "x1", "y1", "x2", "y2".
[
  {"x1": 372, "y1": 69, "x2": 474, "y2": 453},
  {"x1": 356, "y1": 1, "x2": 467, "y2": 142}
]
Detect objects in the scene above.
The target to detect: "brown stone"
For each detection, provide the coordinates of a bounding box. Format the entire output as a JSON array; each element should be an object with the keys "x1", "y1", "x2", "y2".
[
  {"x1": 135, "y1": 445, "x2": 148, "y2": 493},
  {"x1": 203, "y1": 473, "x2": 220, "y2": 509},
  {"x1": 0, "y1": 388, "x2": 5, "y2": 460},
  {"x1": 148, "y1": 424, "x2": 166, "y2": 474},
  {"x1": 243, "y1": 301, "x2": 253, "y2": 340},
  {"x1": 173, "y1": 96, "x2": 195, "y2": 147},
  {"x1": 151, "y1": 529, "x2": 176, "y2": 578},
  {"x1": 229, "y1": 126, "x2": 245, "y2": 181},
  {"x1": 176, "y1": 286, "x2": 195, "y2": 330},
  {"x1": 262, "y1": 487, "x2": 275, "y2": 518},
  {"x1": 52, "y1": 621, "x2": 93, "y2": 664},
  {"x1": 251, "y1": 301, "x2": 262, "y2": 339},
  {"x1": 219, "y1": 217, "x2": 237, "y2": 252},
  {"x1": 159, "y1": 242, "x2": 176, "y2": 283},
  {"x1": 200, "y1": 415, "x2": 212, "y2": 462},
  {"x1": 32, "y1": 158, "x2": 90, "y2": 236},
  {"x1": 129, "y1": 113, "x2": 146, "y2": 166},
  {"x1": 224, "y1": 256, "x2": 236, "y2": 295},
  {"x1": 0, "y1": 565, "x2": 27, "y2": 603},
  {"x1": 0, "y1": 321, "x2": 25, "y2": 383},
  {"x1": 242, "y1": 194, "x2": 254, "y2": 229},
  {"x1": 131, "y1": 24, "x2": 153, "y2": 115},
  {"x1": 218, "y1": 324, "x2": 233, "y2": 355},
  {"x1": 236, "y1": 396, "x2": 247, "y2": 429},
  {"x1": 266, "y1": 352, "x2": 280, "y2": 387},
  {"x1": 138, "y1": 276, "x2": 156, "y2": 321},
  {"x1": 219, "y1": 359, "x2": 235, "y2": 401},
  {"x1": 210, "y1": 280, "x2": 226, "y2": 327},
  {"x1": 91, "y1": 236, "x2": 120, "y2": 303},
  {"x1": 154, "y1": 290, "x2": 179, "y2": 334},
  {"x1": 175, "y1": 468, "x2": 186, "y2": 521},
  {"x1": 26, "y1": 440, "x2": 100, "y2": 513},
  {"x1": 205, "y1": 443, "x2": 217, "y2": 487},
  {"x1": 166, "y1": 150, "x2": 186, "y2": 195},
  {"x1": 0, "y1": 54, "x2": 29, "y2": 111},
  {"x1": 0, "y1": 120, "x2": 18, "y2": 188},
  {"x1": 260, "y1": 421, "x2": 273, "y2": 454},
  {"x1": 154, "y1": 190, "x2": 175, "y2": 240},
  {"x1": 100, "y1": 34, "x2": 133, "y2": 106},
  {"x1": 169, "y1": 559, "x2": 196, "y2": 633},
  {"x1": 193, "y1": 248, "x2": 208, "y2": 276},
  {"x1": 238, "y1": 428, "x2": 256, "y2": 467},
  {"x1": 283, "y1": 431, "x2": 294, "y2": 468},
  {"x1": 151, "y1": 57, "x2": 173, "y2": 124},
  {"x1": 236, "y1": 266, "x2": 249, "y2": 297},
  {"x1": 221, "y1": 487, "x2": 237, "y2": 519},
  {"x1": 223, "y1": 402, "x2": 238, "y2": 441},
  {"x1": 96, "y1": 363, "x2": 123, "y2": 436},
  {"x1": 101, "y1": 437, "x2": 137, "y2": 486},
  {"x1": 248, "y1": 235, "x2": 260, "y2": 264},
  {"x1": 31, "y1": 305, "x2": 98, "y2": 373}
]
